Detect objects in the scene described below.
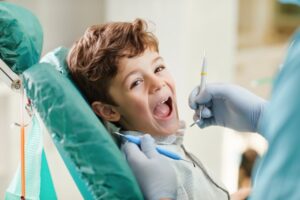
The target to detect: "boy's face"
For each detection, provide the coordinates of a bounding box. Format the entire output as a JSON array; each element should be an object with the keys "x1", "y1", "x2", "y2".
[{"x1": 109, "y1": 49, "x2": 180, "y2": 136}]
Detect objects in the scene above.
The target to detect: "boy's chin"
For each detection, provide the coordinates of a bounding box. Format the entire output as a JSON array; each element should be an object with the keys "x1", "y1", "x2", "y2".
[{"x1": 153, "y1": 123, "x2": 180, "y2": 136}]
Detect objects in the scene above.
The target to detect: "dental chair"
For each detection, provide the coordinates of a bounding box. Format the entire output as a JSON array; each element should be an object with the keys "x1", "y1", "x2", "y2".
[{"x1": 0, "y1": 2, "x2": 142, "y2": 199}]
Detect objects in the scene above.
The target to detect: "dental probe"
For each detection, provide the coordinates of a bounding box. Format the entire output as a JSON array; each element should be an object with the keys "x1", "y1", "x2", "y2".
[
  {"x1": 190, "y1": 52, "x2": 207, "y2": 127},
  {"x1": 114, "y1": 132, "x2": 193, "y2": 164}
]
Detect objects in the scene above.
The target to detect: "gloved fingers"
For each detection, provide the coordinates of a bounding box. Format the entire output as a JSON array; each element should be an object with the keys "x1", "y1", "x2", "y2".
[
  {"x1": 193, "y1": 113, "x2": 205, "y2": 127},
  {"x1": 193, "y1": 112, "x2": 201, "y2": 122},
  {"x1": 189, "y1": 86, "x2": 200, "y2": 109},
  {"x1": 140, "y1": 134, "x2": 160, "y2": 159},
  {"x1": 193, "y1": 111, "x2": 216, "y2": 128},
  {"x1": 199, "y1": 106, "x2": 212, "y2": 118},
  {"x1": 189, "y1": 86, "x2": 212, "y2": 110},
  {"x1": 198, "y1": 117, "x2": 216, "y2": 128},
  {"x1": 123, "y1": 142, "x2": 147, "y2": 163},
  {"x1": 192, "y1": 106, "x2": 212, "y2": 124}
]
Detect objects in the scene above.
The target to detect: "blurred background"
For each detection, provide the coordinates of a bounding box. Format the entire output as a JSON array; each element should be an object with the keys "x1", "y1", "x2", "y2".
[{"x1": 0, "y1": 0, "x2": 299, "y2": 198}]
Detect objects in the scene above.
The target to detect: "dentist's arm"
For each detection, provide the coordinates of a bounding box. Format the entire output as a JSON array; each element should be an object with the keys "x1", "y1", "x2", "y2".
[
  {"x1": 123, "y1": 135, "x2": 177, "y2": 200},
  {"x1": 189, "y1": 83, "x2": 267, "y2": 133}
]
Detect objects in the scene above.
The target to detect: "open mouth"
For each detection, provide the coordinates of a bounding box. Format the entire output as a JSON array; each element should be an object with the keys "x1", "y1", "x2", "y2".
[{"x1": 153, "y1": 97, "x2": 173, "y2": 119}]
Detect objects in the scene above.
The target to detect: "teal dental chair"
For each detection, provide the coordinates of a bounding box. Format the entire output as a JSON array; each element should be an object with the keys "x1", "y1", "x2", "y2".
[{"x1": 0, "y1": 2, "x2": 143, "y2": 199}]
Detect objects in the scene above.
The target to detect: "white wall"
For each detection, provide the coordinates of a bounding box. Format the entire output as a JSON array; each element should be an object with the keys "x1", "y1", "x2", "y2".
[{"x1": 1, "y1": 0, "x2": 238, "y2": 198}]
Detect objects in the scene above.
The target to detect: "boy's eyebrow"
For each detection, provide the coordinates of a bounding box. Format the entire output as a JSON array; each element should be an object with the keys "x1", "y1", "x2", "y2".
[
  {"x1": 122, "y1": 70, "x2": 139, "y2": 85},
  {"x1": 122, "y1": 56, "x2": 164, "y2": 85},
  {"x1": 152, "y1": 56, "x2": 163, "y2": 65}
]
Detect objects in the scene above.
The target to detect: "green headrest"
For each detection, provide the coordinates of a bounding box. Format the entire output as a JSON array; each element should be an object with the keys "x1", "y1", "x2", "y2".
[
  {"x1": 22, "y1": 47, "x2": 143, "y2": 199},
  {"x1": 0, "y1": 2, "x2": 43, "y2": 74}
]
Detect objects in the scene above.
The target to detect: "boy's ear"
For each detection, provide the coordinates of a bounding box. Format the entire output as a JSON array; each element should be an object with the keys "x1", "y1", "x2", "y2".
[{"x1": 92, "y1": 101, "x2": 120, "y2": 122}]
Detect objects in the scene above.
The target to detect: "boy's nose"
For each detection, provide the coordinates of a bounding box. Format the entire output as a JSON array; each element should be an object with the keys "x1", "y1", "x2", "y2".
[{"x1": 148, "y1": 75, "x2": 165, "y2": 93}]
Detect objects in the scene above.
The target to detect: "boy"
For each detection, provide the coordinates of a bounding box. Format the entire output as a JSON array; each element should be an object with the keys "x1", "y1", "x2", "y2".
[{"x1": 67, "y1": 19, "x2": 230, "y2": 200}]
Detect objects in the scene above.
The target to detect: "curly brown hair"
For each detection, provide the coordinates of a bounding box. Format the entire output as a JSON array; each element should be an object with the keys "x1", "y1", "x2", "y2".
[{"x1": 67, "y1": 18, "x2": 159, "y2": 106}]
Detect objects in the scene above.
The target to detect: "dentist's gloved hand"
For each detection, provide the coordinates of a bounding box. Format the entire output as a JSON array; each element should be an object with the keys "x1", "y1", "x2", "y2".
[
  {"x1": 123, "y1": 134, "x2": 177, "y2": 200},
  {"x1": 189, "y1": 83, "x2": 267, "y2": 133}
]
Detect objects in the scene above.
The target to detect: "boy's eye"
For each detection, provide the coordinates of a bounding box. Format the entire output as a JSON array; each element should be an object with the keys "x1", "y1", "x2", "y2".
[
  {"x1": 130, "y1": 79, "x2": 143, "y2": 89},
  {"x1": 154, "y1": 65, "x2": 166, "y2": 73}
]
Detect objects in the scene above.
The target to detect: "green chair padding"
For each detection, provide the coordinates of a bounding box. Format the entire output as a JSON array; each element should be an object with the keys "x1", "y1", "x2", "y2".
[
  {"x1": 0, "y1": 2, "x2": 43, "y2": 74},
  {"x1": 30, "y1": 47, "x2": 143, "y2": 199},
  {"x1": 0, "y1": 2, "x2": 143, "y2": 199}
]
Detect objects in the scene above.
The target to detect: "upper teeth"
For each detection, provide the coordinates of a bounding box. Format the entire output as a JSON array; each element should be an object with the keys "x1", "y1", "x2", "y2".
[{"x1": 160, "y1": 99, "x2": 168, "y2": 104}]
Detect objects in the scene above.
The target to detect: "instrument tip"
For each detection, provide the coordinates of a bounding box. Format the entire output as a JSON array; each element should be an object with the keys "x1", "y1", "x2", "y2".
[
  {"x1": 189, "y1": 119, "x2": 200, "y2": 127},
  {"x1": 114, "y1": 131, "x2": 123, "y2": 136}
]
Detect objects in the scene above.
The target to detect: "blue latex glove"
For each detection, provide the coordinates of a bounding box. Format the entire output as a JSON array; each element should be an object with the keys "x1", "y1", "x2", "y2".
[
  {"x1": 189, "y1": 83, "x2": 267, "y2": 133},
  {"x1": 122, "y1": 134, "x2": 177, "y2": 200}
]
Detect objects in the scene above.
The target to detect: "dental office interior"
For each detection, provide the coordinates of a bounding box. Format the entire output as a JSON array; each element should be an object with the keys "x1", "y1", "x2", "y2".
[{"x1": 0, "y1": 0, "x2": 299, "y2": 199}]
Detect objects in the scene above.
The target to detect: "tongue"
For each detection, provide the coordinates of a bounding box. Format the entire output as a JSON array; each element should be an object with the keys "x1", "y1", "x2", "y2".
[{"x1": 153, "y1": 103, "x2": 170, "y2": 118}]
